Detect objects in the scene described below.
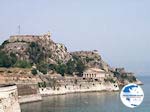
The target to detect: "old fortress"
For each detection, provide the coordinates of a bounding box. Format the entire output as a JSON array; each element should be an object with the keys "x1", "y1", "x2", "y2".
[{"x1": 8, "y1": 32, "x2": 51, "y2": 43}]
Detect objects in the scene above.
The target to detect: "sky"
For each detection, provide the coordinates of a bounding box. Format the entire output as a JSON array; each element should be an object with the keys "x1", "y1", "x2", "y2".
[{"x1": 0, "y1": 0, "x2": 149, "y2": 76}]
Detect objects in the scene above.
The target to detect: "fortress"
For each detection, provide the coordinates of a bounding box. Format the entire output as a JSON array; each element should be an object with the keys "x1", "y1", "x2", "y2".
[{"x1": 8, "y1": 32, "x2": 51, "y2": 43}]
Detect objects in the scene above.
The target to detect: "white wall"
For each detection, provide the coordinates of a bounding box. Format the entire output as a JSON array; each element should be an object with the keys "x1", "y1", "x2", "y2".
[{"x1": 0, "y1": 85, "x2": 21, "y2": 112}]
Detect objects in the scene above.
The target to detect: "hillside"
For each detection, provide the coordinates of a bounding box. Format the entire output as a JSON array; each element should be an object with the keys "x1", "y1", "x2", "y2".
[{"x1": 0, "y1": 33, "x2": 142, "y2": 85}]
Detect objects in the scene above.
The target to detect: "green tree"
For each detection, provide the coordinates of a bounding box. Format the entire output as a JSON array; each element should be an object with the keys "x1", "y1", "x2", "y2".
[
  {"x1": 76, "y1": 60, "x2": 85, "y2": 76},
  {"x1": 31, "y1": 68, "x2": 38, "y2": 75},
  {"x1": 0, "y1": 51, "x2": 12, "y2": 68},
  {"x1": 28, "y1": 42, "x2": 44, "y2": 64},
  {"x1": 66, "y1": 59, "x2": 75, "y2": 75},
  {"x1": 55, "y1": 64, "x2": 67, "y2": 76},
  {"x1": 37, "y1": 62, "x2": 48, "y2": 74},
  {"x1": 9, "y1": 52, "x2": 17, "y2": 65},
  {"x1": 48, "y1": 64, "x2": 57, "y2": 71}
]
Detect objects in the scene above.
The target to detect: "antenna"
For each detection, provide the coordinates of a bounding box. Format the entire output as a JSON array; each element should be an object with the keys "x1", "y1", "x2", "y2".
[{"x1": 18, "y1": 25, "x2": 21, "y2": 34}]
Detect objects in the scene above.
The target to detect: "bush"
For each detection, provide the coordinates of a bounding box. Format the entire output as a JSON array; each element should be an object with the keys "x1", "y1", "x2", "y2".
[
  {"x1": 76, "y1": 60, "x2": 85, "y2": 76},
  {"x1": 15, "y1": 60, "x2": 31, "y2": 68},
  {"x1": 48, "y1": 64, "x2": 56, "y2": 71},
  {"x1": 104, "y1": 78, "x2": 116, "y2": 83},
  {"x1": 55, "y1": 64, "x2": 67, "y2": 76},
  {"x1": 1, "y1": 40, "x2": 9, "y2": 48},
  {"x1": 66, "y1": 59, "x2": 76, "y2": 74},
  {"x1": 28, "y1": 42, "x2": 44, "y2": 64},
  {"x1": 0, "y1": 51, "x2": 12, "y2": 68},
  {"x1": 38, "y1": 82, "x2": 46, "y2": 88},
  {"x1": 31, "y1": 68, "x2": 38, "y2": 75},
  {"x1": 37, "y1": 62, "x2": 48, "y2": 74}
]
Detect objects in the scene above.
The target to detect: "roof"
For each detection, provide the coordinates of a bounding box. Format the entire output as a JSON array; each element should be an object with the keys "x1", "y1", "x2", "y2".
[{"x1": 84, "y1": 68, "x2": 105, "y2": 73}]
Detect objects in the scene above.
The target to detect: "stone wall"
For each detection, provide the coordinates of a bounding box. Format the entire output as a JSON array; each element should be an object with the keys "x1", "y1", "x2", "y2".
[
  {"x1": 17, "y1": 84, "x2": 42, "y2": 103},
  {"x1": 8, "y1": 34, "x2": 50, "y2": 43},
  {"x1": 0, "y1": 84, "x2": 21, "y2": 112}
]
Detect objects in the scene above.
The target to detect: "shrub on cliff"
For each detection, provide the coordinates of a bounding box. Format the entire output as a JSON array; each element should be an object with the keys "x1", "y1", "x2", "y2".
[
  {"x1": 14, "y1": 60, "x2": 31, "y2": 68},
  {"x1": 55, "y1": 64, "x2": 67, "y2": 76},
  {"x1": 0, "y1": 51, "x2": 12, "y2": 68},
  {"x1": 31, "y1": 68, "x2": 38, "y2": 75},
  {"x1": 72, "y1": 56, "x2": 86, "y2": 76},
  {"x1": 66, "y1": 59, "x2": 76, "y2": 75},
  {"x1": 28, "y1": 42, "x2": 44, "y2": 64},
  {"x1": 37, "y1": 62, "x2": 48, "y2": 74}
]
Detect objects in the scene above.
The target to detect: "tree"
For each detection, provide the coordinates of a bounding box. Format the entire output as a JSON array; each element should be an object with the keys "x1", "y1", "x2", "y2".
[
  {"x1": 9, "y1": 52, "x2": 17, "y2": 65},
  {"x1": 0, "y1": 51, "x2": 12, "y2": 68},
  {"x1": 31, "y1": 68, "x2": 38, "y2": 75},
  {"x1": 76, "y1": 60, "x2": 85, "y2": 76},
  {"x1": 66, "y1": 59, "x2": 75, "y2": 75},
  {"x1": 48, "y1": 64, "x2": 56, "y2": 71},
  {"x1": 37, "y1": 62, "x2": 48, "y2": 74},
  {"x1": 28, "y1": 42, "x2": 44, "y2": 64},
  {"x1": 55, "y1": 64, "x2": 67, "y2": 76}
]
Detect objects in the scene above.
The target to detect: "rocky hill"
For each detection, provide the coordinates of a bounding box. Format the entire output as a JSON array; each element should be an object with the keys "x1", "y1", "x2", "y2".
[
  {"x1": 0, "y1": 33, "x2": 142, "y2": 85},
  {"x1": 1, "y1": 34, "x2": 71, "y2": 64}
]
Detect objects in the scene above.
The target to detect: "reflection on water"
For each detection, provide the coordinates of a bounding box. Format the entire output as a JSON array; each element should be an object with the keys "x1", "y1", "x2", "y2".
[{"x1": 21, "y1": 76, "x2": 150, "y2": 112}]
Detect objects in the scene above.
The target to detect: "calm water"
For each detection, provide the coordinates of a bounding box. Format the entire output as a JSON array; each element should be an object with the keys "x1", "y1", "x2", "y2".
[{"x1": 21, "y1": 76, "x2": 150, "y2": 112}]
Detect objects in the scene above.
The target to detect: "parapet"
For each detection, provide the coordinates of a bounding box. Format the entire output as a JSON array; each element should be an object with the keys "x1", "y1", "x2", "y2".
[
  {"x1": 0, "y1": 84, "x2": 21, "y2": 112},
  {"x1": 8, "y1": 32, "x2": 51, "y2": 43}
]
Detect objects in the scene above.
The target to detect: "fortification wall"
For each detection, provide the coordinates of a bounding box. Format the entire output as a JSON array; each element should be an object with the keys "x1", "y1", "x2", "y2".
[
  {"x1": 0, "y1": 85, "x2": 21, "y2": 112},
  {"x1": 17, "y1": 84, "x2": 42, "y2": 103},
  {"x1": 8, "y1": 34, "x2": 50, "y2": 43}
]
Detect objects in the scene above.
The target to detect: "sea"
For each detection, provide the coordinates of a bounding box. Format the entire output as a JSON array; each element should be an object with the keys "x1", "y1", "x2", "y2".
[{"x1": 21, "y1": 76, "x2": 150, "y2": 112}]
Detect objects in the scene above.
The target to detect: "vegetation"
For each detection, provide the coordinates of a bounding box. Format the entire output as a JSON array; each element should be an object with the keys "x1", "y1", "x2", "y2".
[
  {"x1": 37, "y1": 62, "x2": 48, "y2": 74},
  {"x1": 104, "y1": 78, "x2": 116, "y2": 83},
  {"x1": 0, "y1": 51, "x2": 12, "y2": 68},
  {"x1": 15, "y1": 60, "x2": 31, "y2": 68},
  {"x1": 1, "y1": 40, "x2": 9, "y2": 48},
  {"x1": 85, "y1": 57, "x2": 94, "y2": 62},
  {"x1": 66, "y1": 59, "x2": 76, "y2": 74},
  {"x1": 47, "y1": 57, "x2": 85, "y2": 76},
  {"x1": 113, "y1": 70, "x2": 137, "y2": 83},
  {"x1": 55, "y1": 64, "x2": 67, "y2": 76},
  {"x1": 31, "y1": 68, "x2": 38, "y2": 75},
  {"x1": 28, "y1": 42, "x2": 45, "y2": 64},
  {"x1": 0, "y1": 50, "x2": 31, "y2": 68},
  {"x1": 38, "y1": 82, "x2": 47, "y2": 88}
]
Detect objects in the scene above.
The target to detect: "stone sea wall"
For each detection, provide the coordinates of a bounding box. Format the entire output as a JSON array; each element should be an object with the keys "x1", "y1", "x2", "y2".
[
  {"x1": 40, "y1": 82, "x2": 119, "y2": 96},
  {"x1": 17, "y1": 84, "x2": 42, "y2": 103},
  {"x1": 0, "y1": 85, "x2": 21, "y2": 112}
]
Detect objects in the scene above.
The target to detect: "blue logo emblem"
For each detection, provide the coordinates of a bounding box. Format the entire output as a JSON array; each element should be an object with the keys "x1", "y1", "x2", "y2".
[{"x1": 120, "y1": 83, "x2": 144, "y2": 108}]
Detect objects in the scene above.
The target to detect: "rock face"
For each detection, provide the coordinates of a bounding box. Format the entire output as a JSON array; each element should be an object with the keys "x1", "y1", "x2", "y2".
[
  {"x1": 0, "y1": 33, "x2": 141, "y2": 85},
  {"x1": 2, "y1": 33, "x2": 72, "y2": 64},
  {"x1": 70, "y1": 50, "x2": 111, "y2": 72},
  {"x1": 1, "y1": 33, "x2": 110, "y2": 70}
]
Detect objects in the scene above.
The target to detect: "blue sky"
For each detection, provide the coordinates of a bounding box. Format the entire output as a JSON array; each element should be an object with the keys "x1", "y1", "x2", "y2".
[{"x1": 0, "y1": 0, "x2": 149, "y2": 75}]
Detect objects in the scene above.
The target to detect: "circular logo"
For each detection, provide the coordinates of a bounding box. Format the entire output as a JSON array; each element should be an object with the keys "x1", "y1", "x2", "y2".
[{"x1": 120, "y1": 83, "x2": 144, "y2": 108}]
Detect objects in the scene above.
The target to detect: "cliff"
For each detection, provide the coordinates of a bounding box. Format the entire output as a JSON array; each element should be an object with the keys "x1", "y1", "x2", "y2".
[{"x1": 1, "y1": 33, "x2": 71, "y2": 64}]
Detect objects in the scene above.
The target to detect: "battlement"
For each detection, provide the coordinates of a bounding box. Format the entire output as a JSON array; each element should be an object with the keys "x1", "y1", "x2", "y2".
[{"x1": 8, "y1": 33, "x2": 51, "y2": 43}]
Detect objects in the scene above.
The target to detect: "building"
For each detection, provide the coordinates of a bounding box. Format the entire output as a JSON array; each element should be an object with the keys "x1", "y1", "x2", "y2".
[
  {"x1": 8, "y1": 32, "x2": 51, "y2": 43},
  {"x1": 82, "y1": 68, "x2": 106, "y2": 79}
]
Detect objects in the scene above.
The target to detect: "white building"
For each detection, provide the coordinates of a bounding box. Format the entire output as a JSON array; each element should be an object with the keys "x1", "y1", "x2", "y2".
[{"x1": 82, "y1": 68, "x2": 106, "y2": 79}]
